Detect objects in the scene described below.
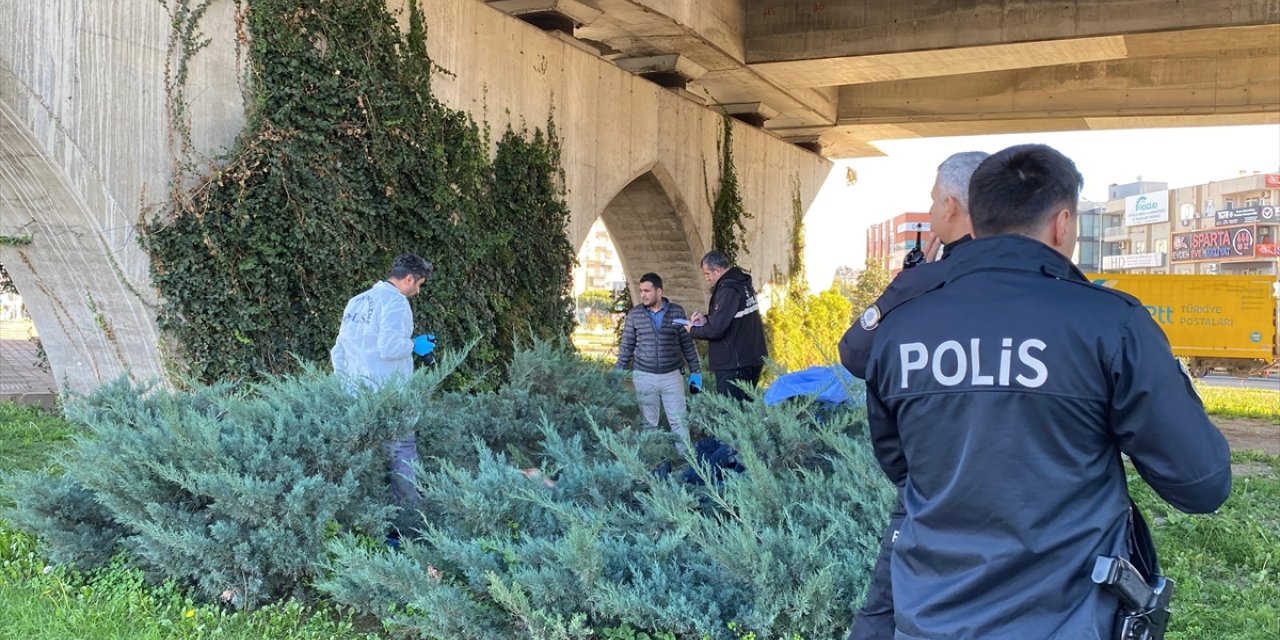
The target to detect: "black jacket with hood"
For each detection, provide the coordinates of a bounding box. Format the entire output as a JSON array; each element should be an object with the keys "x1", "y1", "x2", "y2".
[{"x1": 690, "y1": 267, "x2": 768, "y2": 371}]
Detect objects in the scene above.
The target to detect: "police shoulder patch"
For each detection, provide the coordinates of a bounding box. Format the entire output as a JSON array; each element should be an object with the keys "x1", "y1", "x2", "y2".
[
  {"x1": 859, "y1": 304, "x2": 881, "y2": 331},
  {"x1": 1177, "y1": 359, "x2": 1203, "y2": 403}
]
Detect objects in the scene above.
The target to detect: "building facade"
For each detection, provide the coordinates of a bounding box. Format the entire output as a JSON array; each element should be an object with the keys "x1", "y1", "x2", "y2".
[
  {"x1": 1097, "y1": 173, "x2": 1280, "y2": 276},
  {"x1": 866, "y1": 212, "x2": 934, "y2": 277},
  {"x1": 1075, "y1": 201, "x2": 1107, "y2": 272},
  {"x1": 573, "y1": 218, "x2": 626, "y2": 296}
]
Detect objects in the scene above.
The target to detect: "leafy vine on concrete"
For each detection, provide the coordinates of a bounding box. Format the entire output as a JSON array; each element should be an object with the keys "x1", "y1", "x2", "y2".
[
  {"x1": 158, "y1": 0, "x2": 215, "y2": 203},
  {"x1": 709, "y1": 114, "x2": 752, "y2": 265},
  {"x1": 143, "y1": 0, "x2": 574, "y2": 384},
  {"x1": 786, "y1": 177, "x2": 807, "y2": 303}
]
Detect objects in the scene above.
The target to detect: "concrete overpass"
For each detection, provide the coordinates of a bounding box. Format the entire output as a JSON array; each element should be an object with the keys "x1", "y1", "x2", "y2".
[
  {"x1": 492, "y1": 0, "x2": 1278, "y2": 156},
  {"x1": 2, "y1": 0, "x2": 1277, "y2": 394}
]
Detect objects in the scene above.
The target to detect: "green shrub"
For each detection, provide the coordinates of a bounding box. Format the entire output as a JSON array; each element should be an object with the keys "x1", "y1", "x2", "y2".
[
  {"x1": 765, "y1": 286, "x2": 853, "y2": 376},
  {"x1": 4, "y1": 356, "x2": 457, "y2": 609},
  {"x1": 424, "y1": 338, "x2": 640, "y2": 471},
  {"x1": 321, "y1": 374, "x2": 892, "y2": 639}
]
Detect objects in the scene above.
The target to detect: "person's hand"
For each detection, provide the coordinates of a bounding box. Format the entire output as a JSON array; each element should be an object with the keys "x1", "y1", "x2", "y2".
[
  {"x1": 413, "y1": 334, "x2": 436, "y2": 356},
  {"x1": 924, "y1": 235, "x2": 943, "y2": 263},
  {"x1": 689, "y1": 312, "x2": 706, "y2": 327},
  {"x1": 688, "y1": 373, "x2": 702, "y2": 394}
]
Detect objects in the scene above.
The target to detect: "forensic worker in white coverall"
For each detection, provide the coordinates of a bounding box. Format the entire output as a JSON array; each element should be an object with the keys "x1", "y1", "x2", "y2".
[{"x1": 331, "y1": 253, "x2": 436, "y2": 512}]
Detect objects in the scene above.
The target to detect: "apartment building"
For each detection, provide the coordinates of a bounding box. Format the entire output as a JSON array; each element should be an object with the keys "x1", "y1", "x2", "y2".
[{"x1": 1097, "y1": 173, "x2": 1280, "y2": 276}]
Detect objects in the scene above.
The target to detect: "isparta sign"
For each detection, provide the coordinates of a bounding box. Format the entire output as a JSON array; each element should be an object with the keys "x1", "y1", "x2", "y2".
[{"x1": 1172, "y1": 225, "x2": 1257, "y2": 263}]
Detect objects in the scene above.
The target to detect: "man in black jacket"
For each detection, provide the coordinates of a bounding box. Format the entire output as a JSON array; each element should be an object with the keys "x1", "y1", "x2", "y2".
[
  {"x1": 864, "y1": 144, "x2": 1230, "y2": 639},
  {"x1": 687, "y1": 251, "x2": 768, "y2": 401},
  {"x1": 616, "y1": 272, "x2": 702, "y2": 452},
  {"x1": 840, "y1": 150, "x2": 988, "y2": 640}
]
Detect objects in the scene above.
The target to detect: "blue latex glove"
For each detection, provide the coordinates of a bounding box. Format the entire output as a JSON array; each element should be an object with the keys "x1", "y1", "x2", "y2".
[
  {"x1": 413, "y1": 334, "x2": 436, "y2": 356},
  {"x1": 689, "y1": 372, "x2": 702, "y2": 392}
]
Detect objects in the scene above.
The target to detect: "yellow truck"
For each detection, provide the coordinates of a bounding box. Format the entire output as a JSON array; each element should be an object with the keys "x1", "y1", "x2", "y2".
[{"x1": 1087, "y1": 274, "x2": 1280, "y2": 377}]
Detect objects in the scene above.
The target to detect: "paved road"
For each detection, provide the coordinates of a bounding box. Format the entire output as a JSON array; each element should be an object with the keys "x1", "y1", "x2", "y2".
[
  {"x1": 1199, "y1": 374, "x2": 1280, "y2": 391},
  {"x1": 0, "y1": 337, "x2": 57, "y2": 407}
]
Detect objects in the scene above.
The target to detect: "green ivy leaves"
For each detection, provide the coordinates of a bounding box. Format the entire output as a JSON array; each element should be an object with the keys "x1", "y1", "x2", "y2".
[{"x1": 144, "y1": 0, "x2": 574, "y2": 385}]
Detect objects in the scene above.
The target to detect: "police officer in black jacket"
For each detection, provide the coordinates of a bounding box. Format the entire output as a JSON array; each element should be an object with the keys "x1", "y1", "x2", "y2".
[
  {"x1": 687, "y1": 250, "x2": 768, "y2": 401},
  {"x1": 840, "y1": 150, "x2": 989, "y2": 640},
  {"x1": 863, "y1": 144, "x2": 1231, "y2": 639}
]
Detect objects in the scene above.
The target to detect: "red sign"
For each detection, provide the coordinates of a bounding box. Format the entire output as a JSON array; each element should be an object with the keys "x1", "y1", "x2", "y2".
[
  {"x1": 1172, "y1": 224, "x2": 1258, "y2": 262},
  {"x1": 1259, "y1": 244, "x2": 1279, "y2": 257},
  {"x1": 1266, "y1": 173, "x2": 1280, "y2": 189}
]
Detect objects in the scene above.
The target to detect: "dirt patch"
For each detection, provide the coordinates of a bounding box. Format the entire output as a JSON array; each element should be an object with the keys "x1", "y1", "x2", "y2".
[
  {"x1": 1231, "y1": 461, "x2": 1274, "y2": 477},
  {"x1": 1213, "y1": 416, "x2": 1280, "y2": 456}
]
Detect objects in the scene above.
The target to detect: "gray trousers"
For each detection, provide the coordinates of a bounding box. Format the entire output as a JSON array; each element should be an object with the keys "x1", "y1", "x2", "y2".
[
  {"x1": 633, "y1": 370, "x2": 689, "y2": 452},
  {"x1": 385, "y1": 432, "x2": 420, "y2": 507}
]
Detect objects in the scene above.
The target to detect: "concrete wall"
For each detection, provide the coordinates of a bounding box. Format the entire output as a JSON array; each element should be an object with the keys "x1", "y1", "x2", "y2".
[
  {"x1": 413, "y1": 0, "x2": 830, "y2": 312},
  {"x1": 1, "y1": 0, "x2": 829, "y2": 393},
  {"x1": 0, "y1": 0, "x2": 246, "y2": 393}
]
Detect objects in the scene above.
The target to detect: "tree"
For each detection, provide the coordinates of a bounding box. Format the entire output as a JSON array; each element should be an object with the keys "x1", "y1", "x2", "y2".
[
  {"x1": 844, "y1": 258, "x2": 891, "y2": 318},
  {"x1": 765, "y1": 286, "x2": 854, "y2": 373},
  {"x1": 577, "y1": 289, "x2": 613, "y2": 314}
]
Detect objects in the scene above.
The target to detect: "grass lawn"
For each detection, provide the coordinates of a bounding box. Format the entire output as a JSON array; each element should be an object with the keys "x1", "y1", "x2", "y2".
[
  {"x1": 1, "y1": 398, "x2": 1277, "y2": 639},
  {"x1": 1130, "y1": 451, "x2": 1280, "y2": 640},
  {"x1": 1197, "y1": 385, "x2": 1280, "y2": 423}
]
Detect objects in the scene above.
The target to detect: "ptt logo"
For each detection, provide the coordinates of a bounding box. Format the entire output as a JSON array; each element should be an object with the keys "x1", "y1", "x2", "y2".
[
  {"x1": 1091, "y1": 280, "x2": 1174, "y2": 324},
  {"x1": 1144, "y1": 305, "x2": 1174, "y2": 324}
]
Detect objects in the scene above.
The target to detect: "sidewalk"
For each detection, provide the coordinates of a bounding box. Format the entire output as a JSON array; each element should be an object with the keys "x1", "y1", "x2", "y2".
[{"x1": 0, "y1": 320, "x2": 57, "y2": 407}]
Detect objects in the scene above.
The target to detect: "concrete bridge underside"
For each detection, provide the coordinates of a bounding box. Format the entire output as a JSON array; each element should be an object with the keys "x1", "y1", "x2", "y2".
[
  {"x1": 483, "y1": 0, "x2": 1279, "y2": 156},
  {"x1": 0, "y1": 0, "x2": 828, "y2": 393}
]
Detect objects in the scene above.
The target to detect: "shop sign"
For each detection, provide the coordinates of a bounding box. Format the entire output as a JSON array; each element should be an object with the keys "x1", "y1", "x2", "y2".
[
  {"x1": 1101, "y1": 253, "x2": 1165, "y2": 269},
  {"x1": 1172, "y1": 225, "x2": 1258, "y2": 262},
  {"x1": 1215, "y1": 205, "x2": 1277, "y2": 225},
  {"x1": 1124, "y1": 190, "x2": 1168, "y2": 226}
]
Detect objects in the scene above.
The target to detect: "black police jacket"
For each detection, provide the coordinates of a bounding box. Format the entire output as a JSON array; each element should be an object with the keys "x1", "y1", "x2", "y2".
[
  {"x1": 864, "y1": 235, "x2": 1231, "y2": 640},
  {"x1": 690, "y1": 267, "x2": 768, "y2": 371},
  {"x1": 839, "y1": 235, "x2": 970, "y2": 381}
]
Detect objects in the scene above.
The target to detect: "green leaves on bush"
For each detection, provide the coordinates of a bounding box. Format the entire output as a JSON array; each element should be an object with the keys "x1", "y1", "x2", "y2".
[
  {"x1": 145, "y1": 0, "x2": 574, "y2": 385},
  {"x1": 322, "y1": 369, "x2": 892, "y2": 639},
  {"x1": 4, "y1": 357, "x2": 456, "y2": 609},
  {"x1": 6, "y1": 342, "x2": 891, "y2": 637},
  {"x1": 709, "y1": 115, "x2": 752, "y2": 265}
]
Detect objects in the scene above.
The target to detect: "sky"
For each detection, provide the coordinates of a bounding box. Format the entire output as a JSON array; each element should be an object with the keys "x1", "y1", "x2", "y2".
[{"x1": 802, "y1": 124, "x2": 1280, "y2": 292}]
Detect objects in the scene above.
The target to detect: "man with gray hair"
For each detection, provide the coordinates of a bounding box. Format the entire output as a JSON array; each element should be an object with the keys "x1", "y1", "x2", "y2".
[
  {"x1": 922, "y1": 150, "x2": 989, "y2": 262},
  {"x1": 687, "y1": 250, "x2": 768, "y2": 400},
  {"x1": 839, "y1": 151, "x2": 988, "y2": 640}
]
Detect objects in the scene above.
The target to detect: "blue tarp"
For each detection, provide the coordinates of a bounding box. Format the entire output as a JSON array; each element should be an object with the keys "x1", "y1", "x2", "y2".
[{"x1": 762, "y1": 365, "x2": 865, "y2": 408}]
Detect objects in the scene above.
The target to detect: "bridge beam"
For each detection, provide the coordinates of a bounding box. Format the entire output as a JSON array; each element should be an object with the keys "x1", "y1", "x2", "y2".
[{"x1": 745, "y1": 0, "x2": 1280, "y2": 65}]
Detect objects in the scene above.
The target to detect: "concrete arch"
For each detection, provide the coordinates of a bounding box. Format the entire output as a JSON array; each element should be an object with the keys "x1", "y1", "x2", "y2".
[
  {"x1": 595, "y1": 162, "x2": 707, "y2": 313},
  {"x1": 0, "y1": 0, "x2": 245, "y2": 394},
  {"x1": 0, "y1": 102, "x2": 161, "y2": 391}
]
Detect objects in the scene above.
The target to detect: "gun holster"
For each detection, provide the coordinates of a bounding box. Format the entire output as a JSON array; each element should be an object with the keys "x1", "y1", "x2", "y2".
[
  {"x1": 1092, "y1": 500, "x2": 1174, "y2": 640},
  {"x1": 1093, "y1": 555, "x2": 1174, "y2": 640}
]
